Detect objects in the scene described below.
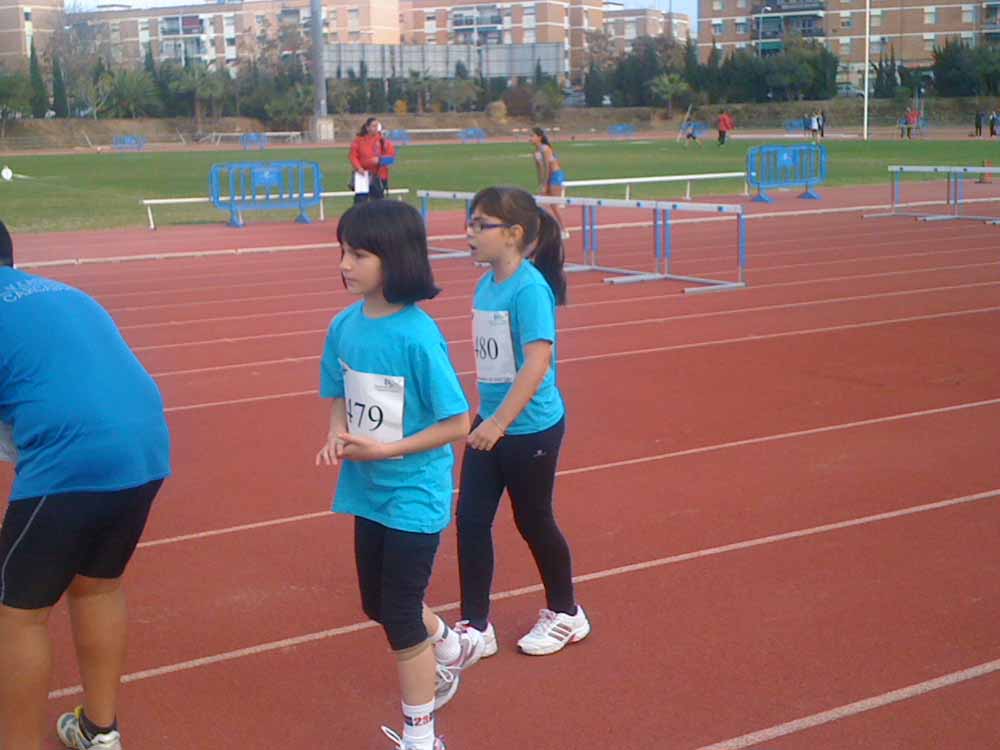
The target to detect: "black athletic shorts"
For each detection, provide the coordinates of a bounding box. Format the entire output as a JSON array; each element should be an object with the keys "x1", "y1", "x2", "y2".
[{"x1": 0, "y1": 479, "x2": 163, "y2": 609}]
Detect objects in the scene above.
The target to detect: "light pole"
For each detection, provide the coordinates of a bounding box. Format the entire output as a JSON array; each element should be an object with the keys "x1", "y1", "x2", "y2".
[
  {"x1": 311, "y1": 0, "x2": 327, "y2": 138},
  {"x1": 862, "y1": 0, "x2": 870, "y2": 140}
]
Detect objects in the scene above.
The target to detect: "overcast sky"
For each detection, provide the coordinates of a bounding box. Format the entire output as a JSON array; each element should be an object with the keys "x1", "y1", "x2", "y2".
[{"x1": 73, "y1": 0, "x2": 699, "y2": 30}]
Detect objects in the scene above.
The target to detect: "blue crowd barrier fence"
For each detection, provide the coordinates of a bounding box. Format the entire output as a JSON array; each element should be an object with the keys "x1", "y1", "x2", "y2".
[
  {"x1": 209, "y1": 160, "x2": 324, "y2": 228},
  {"x1": 240, "y1": 133, "x2": 268, "y2": 151},
  {"x1": 113, "y1": 135, "x2": 147, "y2": 152},
  {"x1": 746, "y1": 144, "x2": 827, "y2": 203}
]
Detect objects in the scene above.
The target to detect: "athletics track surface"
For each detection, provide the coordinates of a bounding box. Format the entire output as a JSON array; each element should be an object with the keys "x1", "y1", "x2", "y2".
[{"x1": 2, "y1": 183, "x2": 1000, "y2": 750}]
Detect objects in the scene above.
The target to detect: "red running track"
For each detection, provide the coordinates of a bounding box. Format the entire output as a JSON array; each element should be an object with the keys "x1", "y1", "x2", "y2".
[{"x1": 1, "y1": 206, "x2": 999, "y2": 750}]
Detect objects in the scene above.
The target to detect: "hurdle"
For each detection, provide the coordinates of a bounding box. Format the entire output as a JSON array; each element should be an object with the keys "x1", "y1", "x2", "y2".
[
  {"x1": 113, "y1": 135, "x2": 147, "y2": 152},
  {"x1": 416, "y1": 190, "x2": 747, "y2": 293},
  {"x1": 458, "y1": 128, "x2": 488, "y2": 144},
  {"x1": 209, "y1": 161, "x2": 324, "y2": 228},
  {"x1": 608, "y1": 124, "x2": 637, "y2": 139},
  {"x1": 746, "y1": 144, "x2": 827, "y2": 203},
  {"x1": 864, "y1": 165, "x2": 1000, "y2": 223}
]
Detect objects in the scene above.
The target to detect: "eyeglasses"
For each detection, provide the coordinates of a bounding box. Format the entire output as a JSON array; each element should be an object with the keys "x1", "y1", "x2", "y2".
[{"x1": 466, "y1": 219, "x2": 513, "y2": 233}]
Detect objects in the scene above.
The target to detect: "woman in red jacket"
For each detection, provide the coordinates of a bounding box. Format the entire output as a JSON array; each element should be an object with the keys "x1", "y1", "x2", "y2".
[{"x1": 349, "y1": 117, "x2": 397, "y2": 204}]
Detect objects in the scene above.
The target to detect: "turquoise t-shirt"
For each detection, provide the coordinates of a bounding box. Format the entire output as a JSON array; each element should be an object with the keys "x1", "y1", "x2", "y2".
[
  {"x1": 319, "y1": 301, "x2": 469, "y2": 534},
  {"x1": 472, "y1": 261, "x2": 565, "y2": 435},
  {"x1": 0, "y1": 268, "x2": 171, "y2": 501}
]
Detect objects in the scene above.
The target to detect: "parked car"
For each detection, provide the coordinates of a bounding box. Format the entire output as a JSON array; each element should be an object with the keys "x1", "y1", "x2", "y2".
[{"x1": 837, "y1": 84, "x2": 866, "y2": 98}]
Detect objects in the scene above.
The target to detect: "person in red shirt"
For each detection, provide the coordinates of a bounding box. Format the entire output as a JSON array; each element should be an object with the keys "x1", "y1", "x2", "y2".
[
  {"x1": 906, "y1": 108, "x2": 919, "y2": 140},
  {"x1": 349, "y1": 117, "x2": 397, "y2": 204},
  {"x1": 717, "y1": 110, "x2": 735, "y2": 146}
]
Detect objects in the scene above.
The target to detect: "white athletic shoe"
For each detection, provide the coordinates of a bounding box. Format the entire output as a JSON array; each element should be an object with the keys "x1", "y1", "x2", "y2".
[
  {"x1": 433, "y1": 663, "x2": 460, "y2": 710},
  {"x1": 439, "y1": 622, "x2": 486, "y2": 673},
  {"x1": 56, "y1": 707, "x2": 123, "y2": 750},
  {"x1": 381, "y1": 725, "x2": 446, "y2": 750},
  {"x1": 517, "y1": 606, "x2": 591, "y2": 656}
]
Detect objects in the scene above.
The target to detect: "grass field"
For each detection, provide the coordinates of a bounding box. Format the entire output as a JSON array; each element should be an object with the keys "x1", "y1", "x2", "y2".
[{"x1": 0, "y1": 138, "x2": 996, "y2": 233}]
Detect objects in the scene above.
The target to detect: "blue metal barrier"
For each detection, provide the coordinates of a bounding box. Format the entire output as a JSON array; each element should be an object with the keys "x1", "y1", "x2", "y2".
[
  {"x1": 113, "y1": 135, "x2": 147, "y2": 152},
  {"x1": 608, "y1": 123, "x2": 637, "y2": 139},
  {"x1": 241, "y1": 133, "x2": 268, "y2": 151},
  {"x1": 746, "y1": 144, "x2": 827, "y2": 203},
  {"x1": 209, "y1": 161, "x2": 324, "y2": 228},
  {"x1": 458, "y1": 128, "x2": 488, "y2": 144},
  {"x1": 387, "y1": 129, "x2": 411, "y2": 145}
]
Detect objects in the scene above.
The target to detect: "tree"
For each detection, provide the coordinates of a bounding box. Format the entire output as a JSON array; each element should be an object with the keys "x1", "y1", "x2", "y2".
[
  {"x1": 584, "y1": 62, "x2": 607, "y2": 107},
  {"x1": 647, "y1": 73, "x2": 689, "y2": 118},
  {"x1": 264, "y1": 81, "x2": 313, "y2": 129},
  {"x1": 932, "y1": 39, "x2": 979, "y2": 96},
  {"x1": 52, "y1": 57, "x2": 69, "y2": 117},
  {"x1": 455, "y1": 60, "x2": 469, "y2": 80},
  {"x1": 532, "y1": 79, "x2": 564, "y2": 120},
  {"x1": 583, "y1": 30, "x2": 616, "y2": 70},
  {"x1": 105, "y1": 69, "x2": 160, "y2": 117},
  {"x1": 29, "y1": 41, "x2": 48, "y2": 117},
  {"x1": 169, "y1": 63, "x2": 221, "y2": 131},
  {"x1": 0, "y1": 70, "x2": 31, "y2": 137}
]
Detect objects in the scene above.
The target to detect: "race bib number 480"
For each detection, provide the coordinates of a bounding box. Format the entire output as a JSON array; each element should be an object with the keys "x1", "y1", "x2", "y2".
[
  {"x1": 341, "y1": 361, "x2": 405, "y2": 444},
  {"x1": 473, "y1": 309, "x2": 517, "y2": 384}
]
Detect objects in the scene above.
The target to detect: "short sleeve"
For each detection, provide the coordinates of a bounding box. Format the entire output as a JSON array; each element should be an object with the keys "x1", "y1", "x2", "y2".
[
  {"x1": 319, "y1": 325, "x2": 344, "y2": 399},
  {"x1": 411, "y1": 335, "x2": 469, "y2": 422},
  {"x1": 513, "y1": 283, "x2": 556, "y2": 347}
]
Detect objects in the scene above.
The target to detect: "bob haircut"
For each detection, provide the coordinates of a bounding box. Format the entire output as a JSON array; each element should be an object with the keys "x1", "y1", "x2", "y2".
[
  {"x1": 336, "y1": 200, "x2": 440, "y2": 305},
  {"x1": 0, "y1": 221, "x2": 12, "y2": 267}
]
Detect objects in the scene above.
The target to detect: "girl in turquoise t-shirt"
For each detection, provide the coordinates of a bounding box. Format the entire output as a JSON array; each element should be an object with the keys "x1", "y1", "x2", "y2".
[
  {"x1": 316, "y1": 200, "x2": 484, "y2": 750},
  {"x1": 449, "y1": 186, "x2": 590, "y2": 660}
]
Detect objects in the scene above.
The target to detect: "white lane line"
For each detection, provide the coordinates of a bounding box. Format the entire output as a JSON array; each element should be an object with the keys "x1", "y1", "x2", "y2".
[
  {"x1": 152, "y1": 396, "x2": 1000, "y2": 548},
  {"x1": 47, "y1": 488, "x2": 1000, "y2": 700},
  {"x1": 160, "y1": 304, "x2": 1000, "y2": 405},
  {"x1": 149, "y1": 279, "x2": 1000, "y2": 378},
  {"x1": 695, "y1": 657, "x2": 1000, "y2": 749}
]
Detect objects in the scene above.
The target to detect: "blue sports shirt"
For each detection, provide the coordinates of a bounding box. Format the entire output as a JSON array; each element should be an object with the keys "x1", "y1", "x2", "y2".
[
  {"x1": 0, "y1": 268, "x2": 171, "y2": 501},
  {"x1": 472, "y1": 260, "x2": 564, "y2": 435},
  {"x1": 320, "y1": 302, "x2": 469, "y2": 534}
]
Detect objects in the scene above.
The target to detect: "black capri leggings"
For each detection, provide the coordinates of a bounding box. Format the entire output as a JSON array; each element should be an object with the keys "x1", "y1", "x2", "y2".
[
  {"x1": 456, "y1": 416, "x2": 575, "y2": 630},
  {"x1": 354, "y1": 516, "x2": 439, "y2": 651}
]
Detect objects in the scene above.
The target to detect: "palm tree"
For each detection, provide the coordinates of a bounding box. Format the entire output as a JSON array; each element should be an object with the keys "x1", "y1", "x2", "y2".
[
  {"x1": 170, "y1": 63, "x2": 219, "y2": 133},
  {"x1": 647, "y1": 73, "x2": 691, "y2": 119},
  {"x1": 107, "y1": 70, "x2": 160, "y2": 118}
]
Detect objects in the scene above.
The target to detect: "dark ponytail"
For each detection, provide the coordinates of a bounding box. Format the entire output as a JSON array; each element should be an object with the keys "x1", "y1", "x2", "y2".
[
  {"x1": 531, "y1": 207, "x2": 567, "y2": 306},
  {"x1": 471, "y1": 186, "x2": 566, "y2": 306},
  {"x1": 531, "y1": 126, "x2": 551, "y2": 147}
]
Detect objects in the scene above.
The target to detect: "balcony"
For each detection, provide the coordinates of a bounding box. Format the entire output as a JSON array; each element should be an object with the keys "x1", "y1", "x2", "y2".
[{"x1": 752, "y1": 0, "x2": 824, "y2": 14}]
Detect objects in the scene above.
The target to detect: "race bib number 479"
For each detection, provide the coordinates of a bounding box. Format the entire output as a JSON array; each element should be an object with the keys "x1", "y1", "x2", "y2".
[
  {"x1": 473, "y1": 309, "x2": 517, "y2": 384},
  {"x1": 341, "y1": 361, "x2": 405, "y2": 444}
]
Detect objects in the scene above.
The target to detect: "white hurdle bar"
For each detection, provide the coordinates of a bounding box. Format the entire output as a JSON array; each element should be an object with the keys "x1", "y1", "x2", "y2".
[
  {"x1": 865, "y1": 165, "x2": 1000, "y2": 223},
  {"x1": 563, "y1": 172, "x2": 749, "y2": 201},
  {"x1": 417, "y1": 190, "x2": 747, "y2": 293},
  {"x1": 141, "y1": 189, "x2": 409, "y2": 229}
]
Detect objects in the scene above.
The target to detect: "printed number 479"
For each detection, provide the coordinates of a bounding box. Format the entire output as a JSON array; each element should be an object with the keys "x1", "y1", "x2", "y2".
[{"x1": 348, "y1": 400, "x2": 384, "y2": 432}]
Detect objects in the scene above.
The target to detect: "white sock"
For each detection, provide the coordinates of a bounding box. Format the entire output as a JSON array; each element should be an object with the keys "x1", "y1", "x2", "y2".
[
  {"x1": 431, "y1": 619, "x2": 461, "y2": 664},
  {"x1": 401, "y1": 699, "x2": 435, "y2": 749}
]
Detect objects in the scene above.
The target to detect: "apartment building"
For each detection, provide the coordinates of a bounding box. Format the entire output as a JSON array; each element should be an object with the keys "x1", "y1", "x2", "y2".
[
  {"x1": 604, "y1": 6, "x2": 691, "y2": 54},
  {"x1": 698, "y1": 0, "x2": 997, "y2": 87},
  {"x1": 69, "y1": 0, "x2": 399, "y2": 69},
  {"x1": 398, "y1": 0, "x2": 603, "y2": 81},
  {"x1": 0, "y1": 0, "x2": 61, "y2": 67}
]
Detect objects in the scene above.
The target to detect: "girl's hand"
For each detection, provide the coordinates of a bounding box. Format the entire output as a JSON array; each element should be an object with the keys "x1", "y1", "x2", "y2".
[
  {"x1": 337, "y1": 432, "x2": 393, "y2": 462},
  {"x1": 467, "y1": 418, "x2": 504, "y2": 452},
  {"x1": 315, "y1": 435, "x2": 346, "y2": 466}
]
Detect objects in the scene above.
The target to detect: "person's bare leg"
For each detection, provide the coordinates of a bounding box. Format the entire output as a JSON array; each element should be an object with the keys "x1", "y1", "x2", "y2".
[
  {"x1": 0, "y1": 603, "x2": 52, "y2": 750},
  {"x1": 67, "y1": 576, "x2": 126, "y2": 728}
]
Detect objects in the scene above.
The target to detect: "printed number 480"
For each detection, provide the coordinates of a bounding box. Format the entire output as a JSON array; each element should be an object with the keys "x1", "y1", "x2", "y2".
[
  {"x1": 348, "y1": 400, "x2": 384, "y2": 432},
  {"x1": 475, "y1": 336, "x2": 499, "y2": 361}
]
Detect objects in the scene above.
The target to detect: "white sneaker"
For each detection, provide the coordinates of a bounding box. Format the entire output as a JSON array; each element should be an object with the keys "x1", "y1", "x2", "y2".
[
  {"x1": 381, "y1": 725, "x2": 446, "y2": 750},
  {"x1": 433, "y1": 663, "x2": 460, "y2": 710},
  {"x1": 479, "y1": 622, "x2": 498, "y2": 658},
  {"x1": 56, "y1": 707, "x2": 122, "y2": 750},
  {"x1": 438, "y1": 622, "x2": 486, "y2": 673},
  {"x1": 517, "y1": 606, "x2": 590, "y2": 656}
]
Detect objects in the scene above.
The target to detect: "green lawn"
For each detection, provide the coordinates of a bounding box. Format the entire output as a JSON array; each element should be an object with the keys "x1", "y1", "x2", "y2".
[{"x1": 0, "y1": 138, "x2": 996, "y2": 233}]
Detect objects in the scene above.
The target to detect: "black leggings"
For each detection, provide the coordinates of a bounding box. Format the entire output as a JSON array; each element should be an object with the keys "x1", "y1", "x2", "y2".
[{"x1": 456, "y1": 416, "x2": 575, "y2": 629}]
